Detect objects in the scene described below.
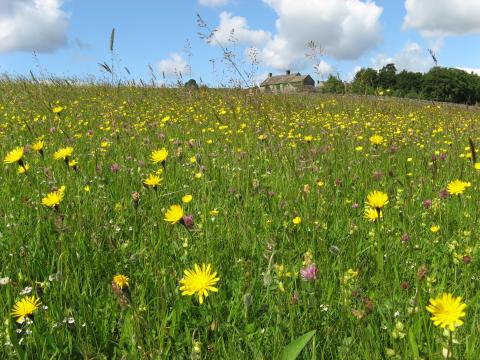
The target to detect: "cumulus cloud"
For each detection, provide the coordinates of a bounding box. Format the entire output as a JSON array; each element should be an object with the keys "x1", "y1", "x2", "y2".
[
  {"x1": 157, "y1": 53, "x2": 189, "y2": 77},
  {"x1": 315, "y1": 60, "x2": 333, "y2": 79},
  {"x1": 372, "y1": 42, "x2": 435, "y2": 73},
  {"x1": 0, "y1": 0, "x2": 69, "y2": 53},
  {"x1": 403, "y1": 0, "x2": 480, "y2": 37},
  {"x1": 208, "y1": 0, "x2": 383, "y2": 70},
  {"x1": 212, "y1": 12, "x2": 271, "y2": 46},
  {"x1": 198, "y1": 0, "x2": 230, "y2": 6},
  {"x1": 262, "y1": 0, "x2": 383, "y2": 68}
]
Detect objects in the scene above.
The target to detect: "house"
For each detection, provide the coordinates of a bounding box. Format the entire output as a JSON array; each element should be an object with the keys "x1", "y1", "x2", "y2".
[{"x1": 260, "y1": 70, "x2": 315, "y2": 93}]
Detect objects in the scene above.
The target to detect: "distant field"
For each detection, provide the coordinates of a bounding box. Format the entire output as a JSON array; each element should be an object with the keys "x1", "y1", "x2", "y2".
[{"x1": 0, "y1": 82, "x2": 479, "y2": 359}]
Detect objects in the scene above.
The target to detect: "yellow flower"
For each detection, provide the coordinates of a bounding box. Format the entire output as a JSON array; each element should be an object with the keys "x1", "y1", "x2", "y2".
[
  {"x1": 209, "y1": 209, "x2": 219, "y2": 217},
  {"x1": 68, "y1": 159, "x2": 78, "y2": 168},
  {"x1": 52, "y1": 106, "x2": 64, "y2": 114},
  {"x1": 164, "y1": 204, "x2": 184, "y2": 224},
  {"x1": 474, "y1": 162, "x2": 480, "y2": 170},
  {"x1": 258, "y1": 134, "x2": 267, "y2": 141},
  {"x1": 194, "y1": 172, "x2": 203, "y2": 179},
  {"x1": 84, "y1": 185, "x2": 90, "y2": 192},
  {"x1": 150, "y1": 148, "x2": 168, "y2": 164},
  {"x1": 32, "y1": 139, "x2": 44, "y2": 152},
  {"x1": 179, "y1": 263, "x2": 220, "y2": 304},
  {"x1": 18, "y1": 163, "x2": 30, "y2": 174},
  {"x1": 53, "y1": 147, "x2": 73, "y2": 160},
  {"x1": 143, "y1": 174, "x2": 162, "y2": 189},
  {"x1": 11, "y1": 296, "x2": 41, "y2": 323},
  {"x1": 447, "y1": 179, "x2": 471, "y2": 196},
  {"x1": 182, "y1": 194, "x2": 193, "y2": 203},
  {"x1": 364, "y1": 207, "x2": 383, "y2": 222},
  {"x1": 369, "y1": 134, "x2": 384, "y2": 145},
  {"x1": 366, "y1": 190, "x2": 389, "y2": 210},
  {"x1": 426, "y1": 293, "x2": 466, "y2": 331},
  {"x1": 113, "y1": 274, "x2": 129, "y2": 289},
  {"x1": 292, "y1": 216, "x2": 302, "y2": 225},
  {"x1": 430, "y1": 225, "x2": 440, "y2": 233},
  {"x1": 41, "y1": 186, "x2": 65, "y2": 208},
  {"x1": 4, "y1": 146, "x2": 24, "y2": 165}
]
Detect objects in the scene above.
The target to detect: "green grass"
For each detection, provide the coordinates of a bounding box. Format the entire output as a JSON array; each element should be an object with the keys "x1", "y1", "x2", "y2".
[{"x1": 0, "y1": 81, "x2": 479, "y2": 359}]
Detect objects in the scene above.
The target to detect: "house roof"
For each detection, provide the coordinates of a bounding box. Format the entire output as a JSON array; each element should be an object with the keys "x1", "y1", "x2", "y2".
[{"x1": 260, "y1": 74, "x2": 310, "y2": 86}]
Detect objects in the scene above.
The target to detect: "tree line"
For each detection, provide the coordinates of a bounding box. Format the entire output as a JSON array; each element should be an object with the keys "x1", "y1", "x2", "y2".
[{"x1": 322, "y1": 64, "x2": 480, "y2": 105}]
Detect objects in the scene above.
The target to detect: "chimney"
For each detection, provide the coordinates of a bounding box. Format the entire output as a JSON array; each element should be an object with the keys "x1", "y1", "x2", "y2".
[
  {"x1": 268, "y1": 72, "x2": 272, "y2": 78},
  {"x1": 286, "y1": 70, "x2": 291, "y2": 75}
]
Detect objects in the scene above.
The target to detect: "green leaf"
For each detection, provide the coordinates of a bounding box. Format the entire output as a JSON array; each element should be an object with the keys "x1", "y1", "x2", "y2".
[
  {"x1": 408, "y1": 328, "x2": 420, "y2": 359},
  {"x1": 279, "y1": 330, "x2": 316, "y2": 360}
]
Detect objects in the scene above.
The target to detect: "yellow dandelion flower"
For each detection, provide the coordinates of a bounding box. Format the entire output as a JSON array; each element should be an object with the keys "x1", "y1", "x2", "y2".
[
  {"x1": 426, "y1": 293, "x2": 466, "y2": 331},
  {"x1": 150, "y1": 148, "x2": 168, "y2": 164},
  {"x1": 11, "y1": 296, "x2": 41, "y2": 323},
  {"x1": 474, "y1": 163, "x2": 480, "y2": 170},
  {"x1": 143, "y1": 174, "x2": 162, "y2": 189},
  {"x1": 113, "y1": 274, "x2": 129, "y2": 289},
  {"x1": 18, "y1": 163, "x2": 30, "y2": 174},
  {"x1": 447, "y1": 180, "x2": 470, "y2": 196},
  {"x1": 52, "y1": 106, "x2": 64, "y2": 114},
  {"x1": 430, "y1": 225, "x2": 440, "y2": 233},
  {"x1": 369, "y1": 134, "x2": 384, "y2": 145},
  {"x1": 364, "y1": 207, "x2": 383, "y2": 222},
  {"x1": 41, "y1": 186, "x2": 65, "y2": 208},
  {"x1": 53, "y1": 147, "x2": 73, "y2": 160},
  {"x1": 292, "y1": 216, "x2": 302, "y2": 225},
  {"x1": 164, "y1": 204, "x2": 184, "y2": 224},
  {"x1": 179, "y1": 263, "x2": 220, "y2": 304},
  {"x1": 31, "y1": 139, "x2": 44, "y2": 152},
  {"x1": 182, "y1": 194, "x2": 193, "y2": 203},
  {"x1": 366, "y1": 190, "x2": 389, "y2": 210},
  {"x1": 4, "y1": 147, "x2": 24, "y2": 165}
]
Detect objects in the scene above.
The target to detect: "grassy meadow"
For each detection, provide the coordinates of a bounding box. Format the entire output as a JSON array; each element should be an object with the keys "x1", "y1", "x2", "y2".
[{"x1": 0, "y1": 81, "x2": 480, "y2": 359}]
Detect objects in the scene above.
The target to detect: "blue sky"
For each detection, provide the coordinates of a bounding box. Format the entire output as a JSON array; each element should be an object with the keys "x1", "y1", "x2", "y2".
[{"x1": 1, "y1": 0, "x2": 480, "y2": 86}]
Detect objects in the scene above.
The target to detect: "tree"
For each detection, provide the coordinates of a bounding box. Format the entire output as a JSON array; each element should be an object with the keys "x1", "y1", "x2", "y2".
[
  {"x1": 351, "y1": 68, "x2": 378, "y2": 94},
  {"x1": 322, "y1": 75, "x2": 345, "y2": 94},
  {"x1": 395, "y1": 70, "x2": 423, "y2": 97},
  {"x1": 422, "y1": 67, "x2": 480, "y2": 104},
  {"x1": 377, "y1": 63, "x2": 397, "y2": 90},
  {"x1": 184, "y1": 79, "x2": 199, "y2": 90}
]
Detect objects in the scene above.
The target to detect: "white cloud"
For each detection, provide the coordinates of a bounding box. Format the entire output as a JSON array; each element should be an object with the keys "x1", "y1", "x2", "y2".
[
  {"x1": 315, "y1": 60, "x2": 333, "y2": 79},
  {"x1": 212, "y1": 12, "x2": 271, "y2": 46},
  {"x1": 347, "y1": 66, "x2": 362, "y2": 81},
  {"x1": 404, "y1": 0, "x2": 480, "y2": 37},
  {"x1": 0, "y1": 0, "x2": 69, "y2": 53},
  {"x1": 262, "y1": 0, "x2": 383, "y2": 69},
  {"x1": 458, "y1": 68, "x2": 480, "y2": 76},
  {"x1": 198, "y1": 0, "x2": 230, "y2": 6},
  {"x1": 208, "y1": 1, "x2": 383, "y2": 70},
  {"x1": 157, "y1": 53, "x2": 189, "y2": 77},
  {"x1": 372, "y1": 42, "x2": 435, "y2": 73}
]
